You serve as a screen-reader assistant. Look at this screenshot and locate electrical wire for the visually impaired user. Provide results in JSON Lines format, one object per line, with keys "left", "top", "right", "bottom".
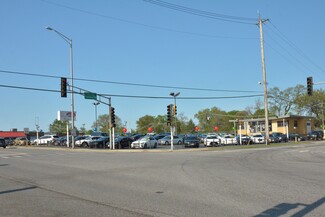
{"left": 0, "top": 69, "right": 262, "bottom": 93}
{"left": 144, "top": 0, "right": 257, "bottom": 25}
{"left": 0, "top": 83, "right": 263, "bottom": 100}
{"left": 268, "top": 21, "right": 325, "bottom": 74}
{"left": 41, "top": 0, "right": 256, "bottom": 40}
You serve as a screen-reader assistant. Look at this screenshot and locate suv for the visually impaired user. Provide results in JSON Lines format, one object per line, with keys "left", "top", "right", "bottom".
{"left": 33, "top": 135, "right": 59, "bottom": 145}
{"left": 0, "top": 138, "right": 7, "bottom": 148}
{"left": 307, "top": 131, "right": 324, "bottom": 140}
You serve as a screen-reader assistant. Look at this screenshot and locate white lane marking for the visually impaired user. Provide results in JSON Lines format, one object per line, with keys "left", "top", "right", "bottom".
{"left": 299, "top": 150, "right": 309, "bottom": 153}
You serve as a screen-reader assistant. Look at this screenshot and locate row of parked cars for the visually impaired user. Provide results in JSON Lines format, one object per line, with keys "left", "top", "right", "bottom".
{"left": 201, "top": 130, "right": 324, "bottom": 147}
{"left": 2, "top": 130, "right": 323, "bottom": 150}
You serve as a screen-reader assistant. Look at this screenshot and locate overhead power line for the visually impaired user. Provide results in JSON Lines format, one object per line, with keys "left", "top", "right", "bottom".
{"left": 0, "top": 70, "right": 262, "bottom": 93}
{"left": 0, "top": 84, "right": 263, "bottom": 100}
{"left": 144, "top": 0, "right": 257, "bottom": 25}
{"left": 41, "top": 0, "right": 256, "bottom": 40}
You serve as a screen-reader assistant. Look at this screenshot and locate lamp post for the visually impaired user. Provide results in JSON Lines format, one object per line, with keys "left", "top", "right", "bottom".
{"left": 93, "top": 102, "right": 100, "bottom": 132}
{"left": 170, "top": 92, "right": 180, "bottom": 135}
{"left": 46, "top": 26, "right": 75, "bottom": 148}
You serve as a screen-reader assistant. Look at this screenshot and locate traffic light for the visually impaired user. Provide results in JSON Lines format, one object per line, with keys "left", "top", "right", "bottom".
{"left": 61, "top": 77, "right": 67, "bottom": 98}
{"left": 167, "top": 104, "right": 172, "bottom": 125}
{"left": 307, "top": 76, "right": 313, "bottom": 96}
{"left": 173, "top": 105, "right": 177, "bottom": 116}
{"left": 110, "top": 107, "right": 116, "bottom": 128}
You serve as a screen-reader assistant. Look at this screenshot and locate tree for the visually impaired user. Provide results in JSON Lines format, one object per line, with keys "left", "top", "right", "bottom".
{"left": 195, "top": 107, "right": 230, "bottom": 132}
{"left": 93, "top": 114, "right": 123, "bottom": 134}
{"left": 136, "top": 115, "right": 156, "bottom": 134}
{"left": 49, "top": 119, "right": 69, "bottom": 136}
{"left": 268, "top": 85, "right": 306, "bottom": 116}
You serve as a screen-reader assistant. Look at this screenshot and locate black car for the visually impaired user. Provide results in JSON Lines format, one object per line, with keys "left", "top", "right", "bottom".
{"left": 307, "top": 131, "right": 324, "bottom": 140}
{"left": 114, "top": 136, "right": 133, "bottom": 149}
{"left": 89, "top": 136, "right": 110, "bottom": 148}
{"left": 184, "top": 136, "right": 200, "bottom": 148}
{"left": 271, "top": 132, "right": 288, "bottom": 143}
{"left": 0, "top": 138, "right": 7, "bottom": 148}
{"left": 288, "top": 133, "right": 307, "bottom": 141}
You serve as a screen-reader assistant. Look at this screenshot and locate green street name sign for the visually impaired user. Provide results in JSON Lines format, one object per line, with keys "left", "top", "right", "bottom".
{"left": 84, "top": 92, "right": 97, "bottom": 100}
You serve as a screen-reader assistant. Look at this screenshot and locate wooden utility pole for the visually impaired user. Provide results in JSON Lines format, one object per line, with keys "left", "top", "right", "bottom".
{"left": 258, "top": 15, "right": 270, "bottom": 144}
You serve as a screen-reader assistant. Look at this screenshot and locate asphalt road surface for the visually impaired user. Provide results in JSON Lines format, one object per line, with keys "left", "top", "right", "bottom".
{"left": 1, "top": 142, "right": 325, "bottom": 217}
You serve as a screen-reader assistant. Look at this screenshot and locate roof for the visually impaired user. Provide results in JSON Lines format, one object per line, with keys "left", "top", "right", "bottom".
{"left": 0, "top": 131, "right": 26, "bottom": 138}
{"left": 229, "top": 114, "right": 315, "bottom": 123}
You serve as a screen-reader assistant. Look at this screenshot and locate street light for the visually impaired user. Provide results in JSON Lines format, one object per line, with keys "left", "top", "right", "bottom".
{"left": 46, "top": 26, "right": 75, "bottom": 148}
{"left": 170, "top": 92, "right": 180, "bottom": 135}
{"left": 93, "top": 102, "right": 100, "bottom": 132}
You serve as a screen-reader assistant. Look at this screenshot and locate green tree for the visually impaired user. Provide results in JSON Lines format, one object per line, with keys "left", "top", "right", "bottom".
{"left": 136, "top": 115, "right": 156, "bottom": 134}
{"left": 93, "top": 114, "right": 123, "bottom": 134}
{"left": 268, "top": 85, "right": 306, "bottom": 116}
{"left": 49, "top": 119, "right": 69, "bottom": 136}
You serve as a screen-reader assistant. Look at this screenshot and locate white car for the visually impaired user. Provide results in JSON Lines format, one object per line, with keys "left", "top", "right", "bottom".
{"left": 219, "top": 135, "right": 237, "bottom": 145}
{"left": 131, "top": 137, "right": 158, "bottom": 149}
{"left": 203, "top": 135, "right": 220, "bottom": 147}
{"left": 251, "top": 134, "right": 265, "bottom": 144}
{"left": 33, "top": 135, "right": 59, "bottom": 145}
{"left": 75, "top": 136, "right": 102, "bottom": 147}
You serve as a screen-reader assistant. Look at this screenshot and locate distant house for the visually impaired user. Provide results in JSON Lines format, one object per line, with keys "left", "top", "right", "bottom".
{"left": 229, "top": 114, "right": 315, "bottom": 136}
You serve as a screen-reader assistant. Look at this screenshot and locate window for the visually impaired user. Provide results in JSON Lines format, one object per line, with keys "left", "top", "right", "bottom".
{"left": 294, "top": 120, "right": 298, "bottom": 128}
{"left": 277, "top": 121, "right": 284, "bottom": 127}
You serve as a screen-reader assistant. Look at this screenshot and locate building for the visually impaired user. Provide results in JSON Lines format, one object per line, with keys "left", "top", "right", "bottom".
{"left": 0, "top": 131, "right": 27, "bottom": 139}
{"left": 230, "top": 114, "right": 315, "bottom": 136}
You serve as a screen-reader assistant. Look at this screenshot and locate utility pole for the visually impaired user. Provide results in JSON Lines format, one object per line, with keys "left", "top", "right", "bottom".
{"left": 258, "top": 15, "right": 270, "bottom": 145}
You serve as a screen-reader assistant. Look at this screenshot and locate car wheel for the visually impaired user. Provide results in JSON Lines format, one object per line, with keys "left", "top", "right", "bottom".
{"left": 144, "top": 143, "right": 147, "bottom": 149}
{"left": 165, "top": 141, "right": 169, "bottom": 145}
{"left": 154, "top": 143, "right": 157, "bottom": 148}
{"left": 82, "top": 142, "right": 88, "bottom": 148}
{"left": 177, "top": 140, "right": 182, "bottom": 145}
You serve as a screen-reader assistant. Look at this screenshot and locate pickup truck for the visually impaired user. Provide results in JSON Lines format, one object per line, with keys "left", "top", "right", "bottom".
{"left": 204, "top": 135, "right": 220, "bottom": 147}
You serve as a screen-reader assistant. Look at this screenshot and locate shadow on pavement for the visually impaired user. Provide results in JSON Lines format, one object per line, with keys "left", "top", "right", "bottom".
{"left": 0, "top": 186, "right": 37, "bottom": 195}
{"left": 253, "top": 196, "right": 325, "bottom": 217}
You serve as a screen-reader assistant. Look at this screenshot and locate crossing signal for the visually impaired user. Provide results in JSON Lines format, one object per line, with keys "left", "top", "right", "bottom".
{"left": 307, "top": 77, "right": 313, "bottom": 96}
{"left": 61, "top": 77, "right": 67, "bottom": 98}
{"left": 167, "top": 104, "right": 172, "bottom": 125}
{"left": 110, "top": 107, "right": 116, "bottom": 128}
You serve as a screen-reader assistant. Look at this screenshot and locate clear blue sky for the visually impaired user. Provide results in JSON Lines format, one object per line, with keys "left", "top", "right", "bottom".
{"left": 1, "top": 0, "right": 324, "bottom": 132}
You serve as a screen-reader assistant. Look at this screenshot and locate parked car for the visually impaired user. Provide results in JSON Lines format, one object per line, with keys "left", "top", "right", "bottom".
{"left": 13, "top": 137, "right": 30, "bottom": 146}
{"left": 251, "top": 134, "right": 265, "bottom": 144}
{"left": 89, "top": 136, "right": 110, "bottom": 148}
{"left": 268, "top": 134, "right": 280, "bottom": 143}
{"left": 158, "top": 135, "right": 183, "bottom": 145}
{"left": 33, "top": 135, "right": 59, "bottom": 145}
{"left": 152, "top": 134, "right": 166, "bottom": 141}
{"left": 75, "top": 136, "right": 101, "bottom": 147}
{"left": 131, "top": 134, "right": 145, "bottom": 142}
{"left": 288, "top": 133, "right": 307, "bottom": 141}
{"left": 203, "top": 135, "right": 220, "bottom": 147}
{"left": 114, "top": 136, "right": 133, "bottom": 149}
{"left": 184, "top": 136, "right": 200, "bottom": 148}
{"left": 0, "top": 138, "right": 7, "bottom": 148}
{"left": 307, "top": 131, "right": 324, "bottom": 140}
{"left": 220, "top": 134, "right": 237, "bottom": 145}
{"left": 270, "top": 132, "right": 288, "bottom": 143}
{"left": 236, "top": 135, "right": 252, "bottom": 145}
{"left": 131, "top": 137, "right": 158, "bottom": 149}
{"left": 4, "top": 138, "right": 13, "bottom": 146}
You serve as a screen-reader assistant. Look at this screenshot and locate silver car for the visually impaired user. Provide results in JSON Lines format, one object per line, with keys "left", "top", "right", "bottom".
{"left": 158, "top": 135, "right": 183, "bottom": 145}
